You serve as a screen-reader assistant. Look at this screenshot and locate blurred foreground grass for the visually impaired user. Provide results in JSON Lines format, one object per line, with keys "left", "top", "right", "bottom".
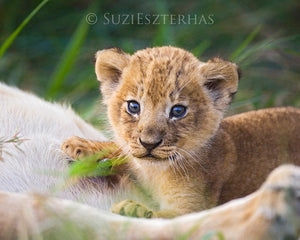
{"left": 0, "top": 0, "right": 299, "bottom": 129}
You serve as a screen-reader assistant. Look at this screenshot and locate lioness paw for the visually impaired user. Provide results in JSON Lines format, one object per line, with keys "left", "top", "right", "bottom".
{"left": 111, "top": 199, "right": 154, "bottom": 218}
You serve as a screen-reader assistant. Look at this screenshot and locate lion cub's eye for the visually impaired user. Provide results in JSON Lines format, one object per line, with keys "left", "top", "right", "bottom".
{"left": 127, "top": 101, "right": 140, "bottom": 115}
{"left": 170, "top": 105, "right": 187, "bottom": 119}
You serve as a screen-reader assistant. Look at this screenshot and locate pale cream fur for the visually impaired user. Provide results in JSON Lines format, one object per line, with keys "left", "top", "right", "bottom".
{"left": 0, "top": 165, "right": 299, "bottom": 239}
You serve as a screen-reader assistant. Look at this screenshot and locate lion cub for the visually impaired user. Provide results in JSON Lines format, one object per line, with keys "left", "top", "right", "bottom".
{"left": 62, "top": 46, "right": 300, "bottom": 218}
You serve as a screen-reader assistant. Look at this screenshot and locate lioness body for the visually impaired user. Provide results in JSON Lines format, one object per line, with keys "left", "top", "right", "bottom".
{"left": 0, "top": 83, "right": 299, "bottom": 239}
{"left": 1, "top": 165, "right": 300, "bottom": 240}
{"left": 62, "top": 46, "right": 300, "bottom": 217}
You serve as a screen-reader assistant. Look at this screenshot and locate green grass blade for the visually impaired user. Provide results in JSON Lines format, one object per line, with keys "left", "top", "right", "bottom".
{"left": 281, "top": 47, "right": 300, "bottom": 57}
{"left": 69, "top": 150, "right": 127, "bottom": 178}
{"left": 201, "top": 231, "right": 225, "bottom": 240}
{"left": 0, "top": 0, "right": 49, "bottom": 59}
{"left": 235, "top": 39, "right": 273, "bottom": 66}
{"left": 237, "top": 35, "right": 300, "bottom": 66}
{"left": 192, "top": 40, "right": 211, "bottom": 57}
{"left": 230, "top": 25, "right": 262, "bottom": 61}
{"left": 46, "top": 14, "right": 90, "bottom": 99}
{"left": 153, "top": 0, "right": 175, "bottom": 46}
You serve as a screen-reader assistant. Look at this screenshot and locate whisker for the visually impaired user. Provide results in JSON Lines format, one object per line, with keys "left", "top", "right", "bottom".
{"left": 173, "top": 151, "right": 190, "bottom": 179}
{"left": 176, "top": 147, "right": 209, "bottom": 173}
{"left": 168, "top": 154, "right": 177, "bottom": 175}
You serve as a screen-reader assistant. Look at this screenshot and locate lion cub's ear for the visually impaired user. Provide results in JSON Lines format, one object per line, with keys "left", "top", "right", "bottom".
{"left": 200, "top": 58, "right": 240, "bottom": 112}
{"left": 95, "top": 48, "right": 130, "bottom": 100}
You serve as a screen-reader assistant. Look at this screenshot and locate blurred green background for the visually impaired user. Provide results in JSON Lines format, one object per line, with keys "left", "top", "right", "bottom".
{"left": 0, "top": 0, "right": 299, "bottom": 128}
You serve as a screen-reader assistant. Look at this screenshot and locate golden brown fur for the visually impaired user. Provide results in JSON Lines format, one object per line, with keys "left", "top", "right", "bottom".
{"left": 62, "top": 46, "right": 300, "bottom": 218}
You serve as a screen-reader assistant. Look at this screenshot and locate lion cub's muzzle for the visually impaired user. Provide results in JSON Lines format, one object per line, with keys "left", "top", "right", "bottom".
{"left": 139, "top": 138, "right": 162, "bottom": 151}
{"left": 138, "top": 137, "right": 163, "bottom": 158}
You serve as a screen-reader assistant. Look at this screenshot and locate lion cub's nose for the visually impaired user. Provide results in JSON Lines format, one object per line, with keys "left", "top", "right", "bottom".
{"left": 139, "top": 138, "right": 162, "bottom": 151}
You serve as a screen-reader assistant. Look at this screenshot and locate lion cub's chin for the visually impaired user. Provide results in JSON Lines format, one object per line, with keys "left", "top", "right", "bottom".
{"left": 132, "top": 154, "right": 171, "bottom": 161}
{"left": 133, "top": 156, "right": 172, "bottom": 169}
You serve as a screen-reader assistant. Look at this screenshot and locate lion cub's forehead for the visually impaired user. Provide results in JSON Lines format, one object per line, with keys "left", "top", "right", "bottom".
{"left": 122, "top": 47, "right": 203, "bottom": 104}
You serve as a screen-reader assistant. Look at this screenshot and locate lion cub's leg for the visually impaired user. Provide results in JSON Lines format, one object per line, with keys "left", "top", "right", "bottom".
{"left": 61, "top": 136, "right": 121, "bottom": 160}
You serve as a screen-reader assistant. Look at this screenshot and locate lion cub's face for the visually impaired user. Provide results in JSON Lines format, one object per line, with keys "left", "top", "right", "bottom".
{"left": 95, "top": 47, "right": 239, "bottom": 162}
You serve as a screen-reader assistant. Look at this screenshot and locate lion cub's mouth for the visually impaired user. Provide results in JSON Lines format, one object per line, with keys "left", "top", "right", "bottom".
{"left": 136, "top": 153, "right": 175, "bottom": 161}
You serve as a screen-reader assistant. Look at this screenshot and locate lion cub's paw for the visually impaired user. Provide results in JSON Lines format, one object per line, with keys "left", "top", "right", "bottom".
{"left": 111, "top": 199, "right": 155, "bottom": 218}
{"left": 61, "top": 136, "right": 95, "bottom": 160}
